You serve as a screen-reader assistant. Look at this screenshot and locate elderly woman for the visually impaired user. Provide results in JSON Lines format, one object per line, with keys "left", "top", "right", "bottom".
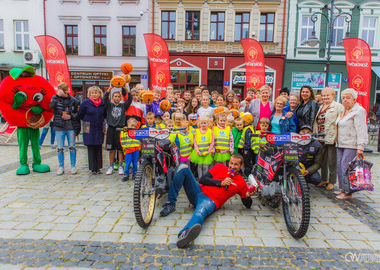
{"left": 76, "top": 86, "right": 107, "bottom": 175}
{"left": 295, "top": 85, "right": 319, "bottom": 129}
{"left": 270, "top": 96, "right": 296, "bottom": 134}
{"left": 283, "top": 93, "right": 300, "bottom": 131}
{"left": 335, "top": 88, "right": 368, "bottom": 199}
{"left": 313, "top": 88, "right": 343, "bottom": 191}
{"left": 248, "top": 85, "right": 274, "bottom": 129}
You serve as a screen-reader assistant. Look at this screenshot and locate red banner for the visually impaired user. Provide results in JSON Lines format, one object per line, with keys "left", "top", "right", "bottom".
{"left": 144, "top": 33, "right": 171, "bottom": 97}
{"left": 241, "top": 38, "right": 266, "bottom": 91}
{"left": 343, "top": 38, "right": 372, "bottom": 113}
{"left": 35, "top": 35, "right": 72, "bottom": 94}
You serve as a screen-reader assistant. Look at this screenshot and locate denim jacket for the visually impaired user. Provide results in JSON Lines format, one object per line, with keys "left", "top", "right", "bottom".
{"left": 270, "top": 111, "right": 296, "bottom": 134}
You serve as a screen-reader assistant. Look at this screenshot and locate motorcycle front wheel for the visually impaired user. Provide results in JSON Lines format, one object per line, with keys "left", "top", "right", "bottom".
{"left": 282, "top": 166, "right": 310, "bottom": 239}
{"left": 133, "top": 160, "right": 157, "bottom": 228}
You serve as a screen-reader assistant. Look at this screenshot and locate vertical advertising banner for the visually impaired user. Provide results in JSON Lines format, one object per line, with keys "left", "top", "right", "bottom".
{"left": 343, "top": 38, "right": 372, "bottom": 113}
{"left": 241, "top": 38, "right": 266, "bottom": 92}
{"left": 144, "top": 34, "right": 171, "bottom": 98}
{"left": 35, "top": 35, "right": 72, "bottom": 94}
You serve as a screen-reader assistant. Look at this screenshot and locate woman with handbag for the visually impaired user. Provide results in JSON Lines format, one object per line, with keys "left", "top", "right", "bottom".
{"left": 335, "top": 88, "right": 368, "bottom": 199}
{"left": 76, "top": 86, "right": 107, "bottom": 175}
{"left": 313, "top": 88, "right": 343, "bottom": 191}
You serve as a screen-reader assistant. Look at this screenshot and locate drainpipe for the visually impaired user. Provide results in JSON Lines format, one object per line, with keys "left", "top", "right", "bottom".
{"left": 152, "top": 0, "right": 155, "bottom": 34}
{"left": 43, "top": 0, "right": 47, "bottom": 35}
{"left": 281, "top": 0, "right": 287, "bottom": 55}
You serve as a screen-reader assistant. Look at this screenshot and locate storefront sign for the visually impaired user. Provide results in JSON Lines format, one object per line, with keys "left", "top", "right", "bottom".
{"left": 232, "top": 73, "right": 274, "bottom": 87}
{"left": 70, "top": 71, "right": 113, "bottom": 81}
{"left": 291, "top": 72, "right": 341, "bottom": 90}
{"left": 141, "top": 75, "right": 148, "bottom": 79}
{"left": 224, "top": 81, "right": 230, "bottom": 86}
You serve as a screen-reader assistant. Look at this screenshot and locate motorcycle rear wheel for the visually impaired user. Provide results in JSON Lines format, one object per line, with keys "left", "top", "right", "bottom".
{"left": 282, "top": 166, "right": 310, "bottom": 239}
{"left": 133, "top": 160, "right": 157, "bottom": 228}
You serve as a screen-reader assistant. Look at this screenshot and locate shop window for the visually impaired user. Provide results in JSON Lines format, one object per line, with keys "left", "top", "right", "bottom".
{"left": 210, "top": 12, "right": 225, "bottom": 41}
{"left": 361, "top": 17, "right": 377, "bottom": 48}
{"left": 162, "top": 11, "right": 176, "bottom": 40}
{"left": 185, "top": 11, "right": 200, "bottom": 40}
{"left": 14, "top": 20, "right": 29, "bottom": 51}
{"left": 259, "top": 13, "right": 274, "bottom": 42}
{"left": 93, "top": 25, "right": 107, "bottom": 56}
{"left": 122, "top": 26, "right": 136, "bottom": 56}
{"left": 171, "top": 70, "right": 199, "bottom": 92}
{"left": 235, "top": 13, "right": 250, "bottom": 41}
{"left": 65, "top": 25, "right": 78, "bottom": 55}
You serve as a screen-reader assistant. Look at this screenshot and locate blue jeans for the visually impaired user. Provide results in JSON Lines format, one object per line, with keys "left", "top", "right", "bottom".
{"left": 40, "top": 123, "right": 55, "bottom": 146}
{"left": 168, "top": 165, "right": 217, "bottom": 235}
{"left": 56, "top": 130, "right": 76, "bottom": 168}
{"left": 124, "top": 151, "right": 139, "bottom": 175}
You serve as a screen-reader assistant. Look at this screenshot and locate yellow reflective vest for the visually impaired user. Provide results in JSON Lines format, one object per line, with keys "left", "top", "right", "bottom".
{"left": 213, "top": 126, "right": 231, "bottom": 151}
{"left": 238, "top": 126, "right": 261, "bottom": 153}
{"left": 120, "top": 130, "right": 141, "bottom": 153}
{"left": 177, "top": 132, "right": 193, "bottom": 157}
{"left": 195, "top": 128, "right": 213, "bottom": 155}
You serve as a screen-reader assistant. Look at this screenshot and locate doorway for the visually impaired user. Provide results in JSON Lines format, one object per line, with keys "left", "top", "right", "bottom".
{"left": 207, "top": 70, "right": 224, "bottom": 94}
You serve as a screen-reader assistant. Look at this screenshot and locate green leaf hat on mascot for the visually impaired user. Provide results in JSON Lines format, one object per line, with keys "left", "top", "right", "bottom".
{"left": 0, "top": 66, "right": 55, "bottom": 175}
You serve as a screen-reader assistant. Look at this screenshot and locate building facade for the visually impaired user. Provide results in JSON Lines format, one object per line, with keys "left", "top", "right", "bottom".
{"left": 0, "top": 0, "right": 45, "bottom": 80}
{"left": 150, "top": 0, "right": 288, "bottom": 99}
{"left": 45, "top": 0, "right": 149, "bottom": 98}
{"left": 284, "top": 0, "right": 380, "bottom": 105}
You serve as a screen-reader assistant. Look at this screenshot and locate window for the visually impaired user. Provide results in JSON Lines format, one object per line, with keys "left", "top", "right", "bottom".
{"left": 210, "top": 12, "right": 225, "bottom": 41}
{"left": 185, "top": 11, "right": 200, "bottom": 40}
{"left": 331, "top": 17, "right": 345, "bottom": 47}
{"left": 161, "top": 11, "right": 176, "bottom": 40}
{"left": 122, "top": 26, "right": 136, "bottom": 56}
{"left": 259, "top": 13, "right": 274, "bottom": 42}
{"left": 361, "top": 17, "right": 377, "bottom": 48}
{"left": 235, "top": 13, "right": 250, "bottom": 41}
{"left": 171, "top": 70, "right": 200, "bottom": 92}
{"left": 14, "top": 20, "right": 29, "bottom": 50}
{"left": 93, "top": 25, "right": 106, "bottom": 56}
{"left": 65, "top": 25, "right": 78, "bottom": 55}
{"left": 0, "top": 20, "right": 4, "bottom": 50}
{"left": 300, "top": 15, "right": 314, "bottom": 46}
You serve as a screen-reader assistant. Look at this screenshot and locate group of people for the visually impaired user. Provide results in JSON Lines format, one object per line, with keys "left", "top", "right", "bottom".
{"left": 46, "top": 81, "right": 368, "bottom": 247}
{"left": 48, "top": 81, "right": 368, "bottom": 201}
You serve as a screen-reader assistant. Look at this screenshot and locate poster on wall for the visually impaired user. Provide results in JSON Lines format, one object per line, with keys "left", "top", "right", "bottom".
{"left": 291, "top": 72, "right": 342, "bottom": 91}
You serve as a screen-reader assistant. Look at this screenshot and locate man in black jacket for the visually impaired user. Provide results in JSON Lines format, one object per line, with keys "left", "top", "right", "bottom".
{"left": 298, "top": 125, "right": 323, "bottom": 185}
{"left": 49, "top": 82, "right": 80, "bottom": 175}
{"left": 160, "top": 154, "right": 256, "bottom": 248}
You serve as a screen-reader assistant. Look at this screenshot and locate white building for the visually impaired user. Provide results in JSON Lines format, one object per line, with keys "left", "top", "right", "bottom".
{"left": 45, "top": 0, "right": 149, "bottom": 97}
{"left": 0, "top": 0, "right": 45, "bottom": 80}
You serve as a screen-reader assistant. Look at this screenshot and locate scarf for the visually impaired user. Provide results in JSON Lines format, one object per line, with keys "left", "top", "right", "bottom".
{"left": 90, "top": 97, "right": 101, "bottom": 107}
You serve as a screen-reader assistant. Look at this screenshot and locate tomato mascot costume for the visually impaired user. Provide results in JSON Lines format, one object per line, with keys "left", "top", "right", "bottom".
{"left": 0, "top": 66, "right": 55, "bottom": 175}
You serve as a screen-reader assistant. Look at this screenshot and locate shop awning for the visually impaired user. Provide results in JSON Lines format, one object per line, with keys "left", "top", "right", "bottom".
{"left": 372, "top": 67, "right": 380, "bottom": 78}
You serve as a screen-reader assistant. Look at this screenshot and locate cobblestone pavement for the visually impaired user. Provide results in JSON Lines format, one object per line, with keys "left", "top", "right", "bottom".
{"left": 0, "top": 140, "right": 379, "bottom": 269}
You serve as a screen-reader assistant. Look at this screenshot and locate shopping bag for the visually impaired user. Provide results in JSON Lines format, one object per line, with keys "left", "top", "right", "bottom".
{"left": 348, "top": 155, "right": 374, "bottom": 191}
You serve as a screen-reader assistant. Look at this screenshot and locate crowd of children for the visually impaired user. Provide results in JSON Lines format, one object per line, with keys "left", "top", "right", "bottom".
{"left": 102, "top": 83, "right": 270, "bottom": 180}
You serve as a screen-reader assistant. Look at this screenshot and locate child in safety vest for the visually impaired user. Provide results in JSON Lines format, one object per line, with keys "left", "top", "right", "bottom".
{"left": 155, "top": 115, "right": 165, "bottom": 129}
{"left": 238, "top": 112, "right": 260, "bottom": 176}
{"left": 173, "top": 120, "right": 193, "bottom": 165}
{"left": 189, "top": 115, "right": 214, "bottom": 178}
{"left": 213, "top": 107, "right": 234, "bottom": 165}
{"left": 162, "top": 112, "right": 170, "bottom": 126}
{"left": 188, "top": 113, "right": 199, "bottom": 135}
{"left": 231, "top": 117, "right": 244, "bottom": 154}
{"left": 120, "top": 118, "right": 141, "bottom": 182}
{"left": 141, "top": 112, "right": 156, "bottom": 128}
{"left": 258, "top": 117, "right": 270, "bottom": 148}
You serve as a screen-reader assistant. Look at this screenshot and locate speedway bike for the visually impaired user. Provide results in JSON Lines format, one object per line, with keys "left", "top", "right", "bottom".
{"left": 249, "top": 132, "right": 322, "bottom": 239}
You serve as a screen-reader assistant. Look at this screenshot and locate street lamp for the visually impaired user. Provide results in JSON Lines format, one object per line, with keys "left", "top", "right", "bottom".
{"left": 303, "top": 0, "right": 352, "bottom": 87}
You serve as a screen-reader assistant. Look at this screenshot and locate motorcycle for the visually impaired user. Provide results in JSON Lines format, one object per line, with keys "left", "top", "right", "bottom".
{"left": 118, "top": 127, "right": 183, "bottom": 228}
{"left": 248, "top": 132, "right": 320, "bottom": 239}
